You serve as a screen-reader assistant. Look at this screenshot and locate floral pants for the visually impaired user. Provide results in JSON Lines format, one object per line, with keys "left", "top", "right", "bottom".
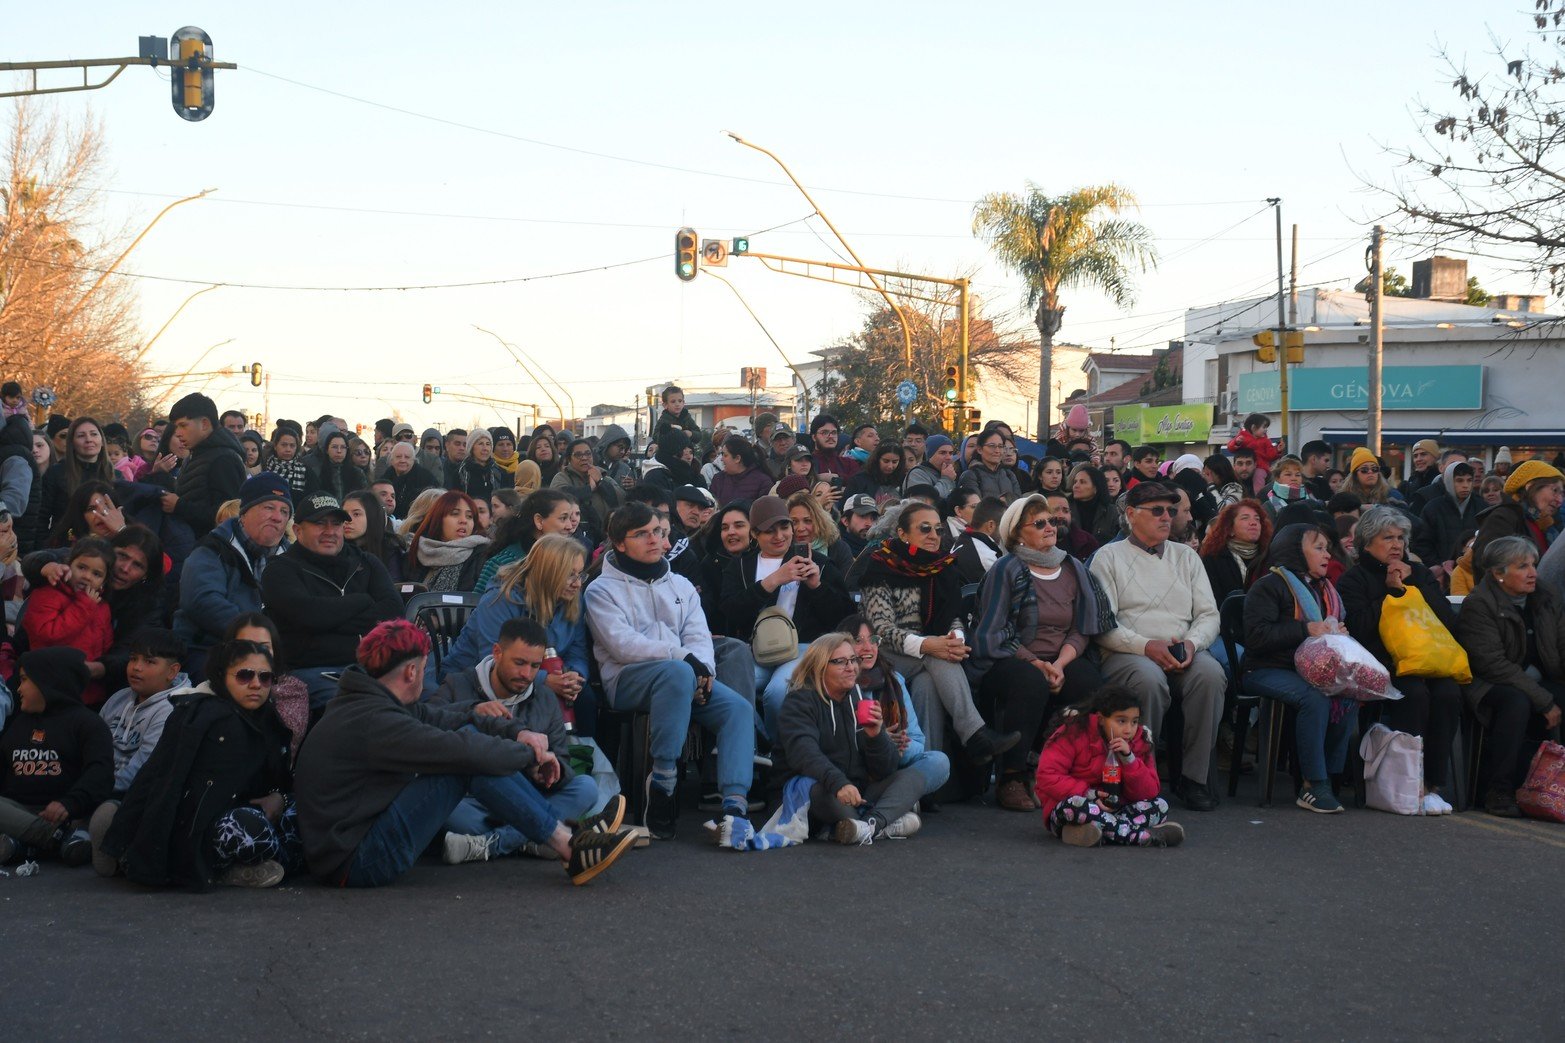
{"left": 206, "top": 796, "right": 304, "bottom": 874}
{"left": 1046, "top": 794, "right": 1169, "bottom": 846}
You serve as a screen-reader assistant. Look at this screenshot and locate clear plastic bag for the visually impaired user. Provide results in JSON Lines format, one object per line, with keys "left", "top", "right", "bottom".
{"left": 1293, "top": 633, "right": 1403, "bottom": 702}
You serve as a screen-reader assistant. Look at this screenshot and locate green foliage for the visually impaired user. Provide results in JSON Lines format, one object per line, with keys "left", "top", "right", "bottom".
{"left": 1465, "top": 275, "right": 1490, "bottom": 307}
{"left": 1382, "top": 266, "right": 1412, "bottom": 297}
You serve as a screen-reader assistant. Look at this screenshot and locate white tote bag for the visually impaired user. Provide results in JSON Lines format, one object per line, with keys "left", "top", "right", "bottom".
{"left": 1359, "top": 723, "right": 1424, "bottom": 816}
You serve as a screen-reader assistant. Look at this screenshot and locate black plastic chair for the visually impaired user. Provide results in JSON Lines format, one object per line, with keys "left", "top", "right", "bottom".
{"left": 404, "top": 590, "right": 482, "bottom": 681}
{"left": 1217, "top": 592, "right": 1259, "bottom": 798}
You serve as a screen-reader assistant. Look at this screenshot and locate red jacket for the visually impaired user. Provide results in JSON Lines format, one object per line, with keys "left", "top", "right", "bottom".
{"left": 1226, "top": 429, "right": 1282, "bottom": 471}
{"left": 1034, "top": 714, "right": 1161, "bottom": 821}
{"left": 23, "top": 584, "right": 114, "bottom": 707}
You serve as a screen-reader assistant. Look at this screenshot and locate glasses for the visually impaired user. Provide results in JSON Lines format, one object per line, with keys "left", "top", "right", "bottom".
{"left": 1026, "top": 518, "right": 1056, "bottom": 529}
{"left": 566, "top": 571, "right": 588, "bottom": 584}
{"left": 1134, "top": 505, "right": 1173, "bottom": 517}
{"left": 817, "top": 428, "right": 838, "bottom": 437}
{"left": 396, "top": 432, "right": 415, "bottom": 440}
{"left": 912, "top": 522, "right": 938, "bottom": 534}
{"left": 827, "top": 656, "right": 864, "bottom": 668}
{"left": 233, "top": 669, "right": 275, "bottom": 685}
{"left": 570, "top": 450, "right": 593, "bottom": 459}
{"left": 625, "top": 528, "right": 662, "bottom": 541}
{"left": 1357, "top": 465, "right": 1380, "bottom": 475}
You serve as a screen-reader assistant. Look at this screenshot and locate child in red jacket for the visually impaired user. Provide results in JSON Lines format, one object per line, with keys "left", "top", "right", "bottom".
{"left": 1226, "top": 413, "right": 1282, "bottom": 493}
{"left": 1034, "top": 686, "right": 1185, "bottom": 848}
{"left": 23, "top": 538, "right": 115, "bottom": 708}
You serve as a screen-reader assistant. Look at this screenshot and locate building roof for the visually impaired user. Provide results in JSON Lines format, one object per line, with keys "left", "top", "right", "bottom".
{"left": 1082, "top": 351, "right": 1160, "bottom": 374}
{"left": 1083, "top": 346, "right": 1184, "bottom": 408}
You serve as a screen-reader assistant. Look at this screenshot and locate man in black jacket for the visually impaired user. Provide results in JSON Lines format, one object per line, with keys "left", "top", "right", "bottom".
{"left": 165, "top": 392, "right": 247, "bottom": 535}
{"left": 1415, "top": 461, "right": 1481, "bottom": 583}
{"left": 294, "top": 620, "right": 636, "bottom": 887}
{"left": 261, "top": 493, "right": 403, "bottom": 711}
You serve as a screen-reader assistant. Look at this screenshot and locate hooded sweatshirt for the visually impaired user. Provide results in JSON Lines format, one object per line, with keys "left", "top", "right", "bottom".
{"left": 1415, "top": 459, "right": 1481, "bottom": 567}
{"left": 596, "top": 424, "right": 635, "bottom": 486}
{"left": 416, "top": 428, "right": 444, "bottom": 476}
{"left": 99, "top": 672, "right": 190, "bottom": 793}
{"left": 0, "top": 648, "right": 113, "bottom": 817}
{"left": 429, "top": 656, "right": 572, "bottom": 775}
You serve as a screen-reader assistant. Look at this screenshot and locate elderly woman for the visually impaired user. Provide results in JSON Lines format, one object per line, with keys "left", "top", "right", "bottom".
{"left": 1472, "top": 459, "right": 1563, "bottom": 569}
{"left": 970, "top": 494, "right": 1109, "bottom": 811}
{"left": 859, "top": 500, "right": 1019, "bottom": 767}
{"left": 774, "top": 632, "right": 928, "bottom": 845}
{"left": 1455, "top": 535, "right": 1565, "bottom": 817}
{"left": 1338, "top": 505, "right": 1463, "bottom": 814}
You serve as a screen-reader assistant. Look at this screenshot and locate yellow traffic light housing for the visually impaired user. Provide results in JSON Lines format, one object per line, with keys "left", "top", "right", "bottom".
{"left": 1251, "top": 329, "right": 1305, "bottom": 365}
{"left": 249, "top": 361, "right": 263, "bottom": 387}
{"left": 675, "top": 227, "right": 699, "bottom": 282}
{"left": 422, "top": 383, "right": 433, "bottom": 405}
{"left": 943, "top": 365, "right": 959, "bottom": 402}
{"left": 170, "top": 27, "right": 215, "bottom": 122}
{"left": 968, "top": 408, "right": 983, "bottom": 434}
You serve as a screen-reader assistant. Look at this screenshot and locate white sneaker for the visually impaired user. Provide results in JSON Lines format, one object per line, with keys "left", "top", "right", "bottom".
{"left": 442, "top": 832, "right": 496, "bottom": 865}
{"left": 1423, "top": 792, "right": 1453, "bottom": 815}
{"left": 832, "top": 819, "right": 874, "bottom": 846}
{"left": 877, "top": 811, "right": 922, "bottom": 840}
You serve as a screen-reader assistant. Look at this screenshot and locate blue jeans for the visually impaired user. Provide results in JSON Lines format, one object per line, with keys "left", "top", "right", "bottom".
{"left": 295, "top": 665, "right": 349, "bottom": 710}
{"left": 755, "top": 653, "right": 806, "bottom": 744}
{"left": 607, "top": 660, "right": 754, "bottom": 800}
{"left": 1242, "top": 667, "right": 1352, "bottom": 784}
{"left": 346, "top": 748, "right": 560, "bottom": 887}
{"left": 905, "top": 751, "right": 950, "bottom": 795}
{"left": 444, "top": 775, "right": 597, "bottom": 857}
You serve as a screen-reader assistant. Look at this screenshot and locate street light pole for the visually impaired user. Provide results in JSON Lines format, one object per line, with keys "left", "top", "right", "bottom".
{"left": 133, "top": 283, "right": 220, "bottom": 363}
{"left": 1368, "top": 225, "right": 1385, "bottom": 456}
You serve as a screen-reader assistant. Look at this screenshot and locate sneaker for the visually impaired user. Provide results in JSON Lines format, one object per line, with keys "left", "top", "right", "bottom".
{"left": 1146, "top": 822, "right": 1186, "bottom": 848}
{"left": 1296, "top": 784, "right": 1344, "bottom": 814}
{"left": 59, "top": 830, "right": 92, "bottom": 868}
{"left": 1060, "top": 822, "right": 1103, "bottom": 847}
{"left": 566, "top": 827, "right": 637, "bottom": 886}
{"left": 88, "top": 802, "right": 120, "bottom": 877}
{"left": 217, "top": 860, "right": 285, "bottom": 888}
{"left": 877, "top": 812, "right": 921, "bottom": 840}
{"left": 963, "top": 727, "right": 1022, "bottom": 766}
{"left": 644, "top": 775, "right": 678, "bottom": 840}
{"left": 442, "top": 832, "right": 496, "bottom": 865}
{"left": 1421, "top": 792, "right": 1453, "bottom": 816}
{"left": 832, "top": 819, "right": 874, "bottom": 845}
{"left": 1484, "top": 786, "right": 1523, "bottom": 818}
{"left": 1174, "top": 776, "right": 1219, "bottom": 812}
{"left": 576, "top": 794, "right": 627, "bottom": 837}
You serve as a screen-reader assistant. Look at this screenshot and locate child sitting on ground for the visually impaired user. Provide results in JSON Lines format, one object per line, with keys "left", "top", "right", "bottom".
{"left": 23, "top": 538, "right": 116, "bottom": 708}
{"left": 97, "top": 628, "right": 189, "bottom": 798}
{"left": 1034, "top": 685, "right": 1185, "bottom": 848}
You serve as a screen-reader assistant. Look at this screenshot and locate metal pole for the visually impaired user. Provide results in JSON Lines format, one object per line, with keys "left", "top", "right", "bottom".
{"left": 958, "top": 277, "right": 971, "bottom": 435}
{"left": 1269, "top": 199, "right": 1289, "bottom": 446}
{"left": 1368, "top": 225, "right": 1384, "bottom": 456}
{"left": 1288, "top": 224, "right": 1299, "bottom": 326}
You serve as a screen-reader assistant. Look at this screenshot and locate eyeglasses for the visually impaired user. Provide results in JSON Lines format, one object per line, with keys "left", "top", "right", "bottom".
{"left": 816, "top": 428, "right": 838, "bottom": 437}
{"left": 570, "top": 450, "right": 593, "bottom": 459}
{"left": 1026, "top": 518, "right": 1056, "bottom": 529}
{"left": 566, "top": 571, "right": 588, "bottom": 584}
{"left": 625, "top": 529, "right": 661, "bottom": 541}
{"left": 827, "top": 657, "right": 863, "bottom": 668}
{"left": 233, "top": 669, "right": 275, "bottom": 685}
{"left": 1134, "top": 504, "right": 1174, "bottom": 517}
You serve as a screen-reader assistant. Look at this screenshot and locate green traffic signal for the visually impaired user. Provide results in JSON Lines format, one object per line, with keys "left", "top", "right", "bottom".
{"left": 944, "top": 387, "right": 958, "bottom": 401}
{"left": 732, "top": 236, "right": 749, "bottom": 255}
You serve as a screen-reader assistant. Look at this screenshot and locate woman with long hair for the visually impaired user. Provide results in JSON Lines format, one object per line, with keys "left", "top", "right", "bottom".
{"left": 847, "top": 444, "right": 907, "bottom": 507}
{"left": 223, "top": 611, "right": 310, "bottom": 756}
{"left": 524, "top": 427, "right": 560, "bottom": 485}
{"left": 1200, "top": 499, "right": 1273, "bottom": 605}
{"left": 1203, "top": 454, "right": 1246, "bottom": 513}
{"left": 305, "top": 429, "right": 368, "bottom": 502}
{"left": 343, "top": 490, "right": 406, "bottom": 584}
{"left": 406, "top": 489, "right": 489, "bottom": 591}
{"left": 786, "top": 489, "right": 852, "bottom": 574}
{"left": 264, "top": 425, "right": 310, "bottom": 500}
{"left": 475, "top": 488, "right": 582, "bottom": 591}
{"left": 1066, "top": 464, "right": 1119, "bottom": 547}
{"left": 39, "top": 417, "right": 116, "bottom": 537}
{"left": 48, "top": 479, "right": 123, "bottom": 548}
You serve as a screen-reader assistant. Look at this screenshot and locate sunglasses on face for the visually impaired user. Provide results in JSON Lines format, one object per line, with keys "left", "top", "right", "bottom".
{"left": 911, "top": 522, "right": 938, "bottom": 534}
{"left": 1134, "top": 505, "right": 1173, "bottom": 517}
{"left": 1357, "top": 466, "right": 1380, "bottom": 475}
{"left": 233, "top": 669, "right": 274, "bottom": 685}
{"left": 1027, "top": 518, "right": 1057, "bottom": 530}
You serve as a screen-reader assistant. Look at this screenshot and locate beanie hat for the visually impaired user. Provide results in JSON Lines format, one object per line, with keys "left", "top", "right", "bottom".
{"left": 923, "top": 434, "right": 952, "bottom": 461}
{"left": 775, "top": 475, "right": 811, "bottom": 498}
{"left": 356, "top": 619, "right": 432, "bottom": 677}
{"left": 1170, "top": 453, "right": 1204, "bottom": 476}
{"left": 1412, "top": 438, "right": 1440, "bottom": 459}
{"left": 1503, "top": 459, "right": 1564, "bottom": 498}
{"left": 46, "top": 414, "right": 71, "bottom": 438}
{"left": 1348, "top": 447, "right": 1379, "bottom": 475}
{"left": 754, "top": 411, "right": 779, "bottom": 434}
{"left": 168, "top": 392, "right": 219, "bottom": 426}
{"left": 490, "top": 426, "right": 516, "bottom": 446}
{"left": 809, "top": 413, "right": 839, "bottom": 436}
{"left": 239, "top": 472, "right": 293, "bottom": 514}
{"left": 18, "top": 646, "right": 89, "bottom": 708}
{"left": 1065, "top": 404, "right": 1090, "bottom": 429}
{"left": 468, "top": 428, "right": 492, "bottom": 448}
{"left": 1495, "top": 446, "right": 1513, "bottom": 465}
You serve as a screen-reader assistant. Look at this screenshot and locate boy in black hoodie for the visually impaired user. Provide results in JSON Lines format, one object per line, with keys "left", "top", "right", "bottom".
{"left": 652, "top": 385, "right": 702, "bottom": 451}
{"left": 0, "top": 647, "right": 113, "bottom": 865}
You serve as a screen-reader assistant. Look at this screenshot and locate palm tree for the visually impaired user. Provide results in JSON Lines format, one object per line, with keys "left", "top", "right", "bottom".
{"left": 972, "top": 184, "right": 1156, "bottom": 438}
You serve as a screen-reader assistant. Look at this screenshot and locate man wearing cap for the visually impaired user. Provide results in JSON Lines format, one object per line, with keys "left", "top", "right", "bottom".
{"left": 1089, "top": 481, "right": 1224, "bottom": 812}
{"left": 673, "top": 484, "right": 717, "bottom": 533}
{"left": 262, "top": 492, "right": 402, "bottom": 710}
{"left": 839, "top": 494, "right": 880, "bottom": 556}
{"left": 164, "top": 392, "right": 248, "bottom": 536}
{"left": 808, "top": 413, "right": 860, "bottom": 480}
{"left": 173, "top": 474, "right": 294, "bottom": 680}
{"left": 763, "top": 425, "right": 796, "bottom": 480}
{"left": 1403, "top": 439, "right": 1443, "bottom": 498}
{"left": 903, "top": 435, "right": 958, "bottom": 499}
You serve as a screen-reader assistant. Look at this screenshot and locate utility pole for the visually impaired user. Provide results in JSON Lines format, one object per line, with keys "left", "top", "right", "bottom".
{"left": 1288, "top": 224, "right": 1299, "bottom": 326}
{"left": 1268, "top": 198, "right": 1290, "bottom": 447}
{"left": 1368, "top": 225, "right": 1385, "bottom": 455}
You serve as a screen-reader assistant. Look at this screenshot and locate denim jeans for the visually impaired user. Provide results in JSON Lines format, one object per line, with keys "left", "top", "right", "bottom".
{"left": 755, "top": 652, "right": 806, "bottom": 744}
{"left": 443, "top": 775, "right": 597, "bottom": 857}
{"left": 346, "top": 749, "right": 560, "bottom": 886}
{"left": 607, "top": 659, "right": 754, "bottom": 799}
{"left": 905, "top": 751, "right": 951, "bottom": 795}
{"left": 1242, "top": 667, "right": 1352, "bottom": 783}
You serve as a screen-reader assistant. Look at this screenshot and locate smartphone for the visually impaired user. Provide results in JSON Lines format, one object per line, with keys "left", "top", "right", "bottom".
{"left": 789, "top": 542, "right": 810, "bottom": 562}
{"left": 1169, "top": 641, "right": 1188, "bottom": 664}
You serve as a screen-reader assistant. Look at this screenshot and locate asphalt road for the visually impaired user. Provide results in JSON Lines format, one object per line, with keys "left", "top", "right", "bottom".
{"left": 4, "top": 784, "right": 1562, "bottom": 1041}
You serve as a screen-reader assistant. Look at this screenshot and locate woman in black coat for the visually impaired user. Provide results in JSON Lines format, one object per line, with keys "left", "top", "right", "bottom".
{"left": 100, "top": 640, "right": 299, "bottom": 890}
{"left": 305, "top": 430, "right": 369, "bottom": 503}
{"left": 1337, "top": 505, "right": 1463, "bottom": 814}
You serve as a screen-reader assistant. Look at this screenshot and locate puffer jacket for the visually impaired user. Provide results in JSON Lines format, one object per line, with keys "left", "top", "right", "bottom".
{"left": 1033, "top": 714, "right": 1160, "bottom": 822}
{"left": 174, "top": 427, "right": 247, "bottom": 535}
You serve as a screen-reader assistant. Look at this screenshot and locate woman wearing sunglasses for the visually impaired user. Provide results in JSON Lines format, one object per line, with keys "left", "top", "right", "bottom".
{"left": 1345, "top": 447, "right": 1408, "bottom": 510}
{"left": 100, "top": 639, "right": 300, "bottom": 889}
{"left": 859, "top": 501, "right": 1020, "bottom": 768}
{"left": 969, "top": 494, "right": 1112, "bottom": 811}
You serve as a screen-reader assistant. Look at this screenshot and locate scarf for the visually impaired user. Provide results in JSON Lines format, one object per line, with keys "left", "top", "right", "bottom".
{"left": 1011, "top": 544, "right": 1068, "bottom": 571}
{"left": 1267, "top": 482, "right": 1304, "bottom": 510}
{"left": 492, "top": 450, "right": 519, "bottom": 475}
{"left": 607, "top": 548, "right": 670, "bottom": 582}
{"left": 415, "top": 533, "right": 489, "bottom": 567}
{"left": 1271, "top": 565, "right": 1353, "bottom": 722}
{"left": 862, "top": 538, "right": 963, "bottom": 635}
{"left": 1228, "top": 538, "right": 1261, "bottom": 561}
{"left": 868, "top": 538, "right": 955, "bottom": 579}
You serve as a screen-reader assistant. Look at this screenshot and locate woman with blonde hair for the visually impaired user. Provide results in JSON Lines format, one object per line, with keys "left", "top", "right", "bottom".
{"left": 785, "top": 489, "right": 852, "bottom": 574}
{"left": 440, "top": 533, "right": 594, "bottom": 731}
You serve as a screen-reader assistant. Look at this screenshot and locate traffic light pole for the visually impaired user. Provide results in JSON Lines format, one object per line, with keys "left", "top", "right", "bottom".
{"left": 1269, "top": 198, "right": 1290, "bottom": 447}
{"left": 0, "top": 53, "right": 235, "bottom": 99}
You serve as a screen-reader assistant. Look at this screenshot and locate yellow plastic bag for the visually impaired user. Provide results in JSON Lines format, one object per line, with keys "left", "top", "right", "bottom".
{"left": 1378, "top": 583, "right": 1471, "bottom": 683}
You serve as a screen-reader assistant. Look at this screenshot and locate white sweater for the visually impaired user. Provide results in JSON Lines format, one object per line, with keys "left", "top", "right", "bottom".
{"left": 1089, "top": 540, "right": 1220, "bottom": 656}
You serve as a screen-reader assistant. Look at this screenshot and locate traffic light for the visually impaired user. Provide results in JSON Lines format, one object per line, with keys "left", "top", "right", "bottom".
{"left": 249, "top": 361, "right": 262, "bottom": 387}
{"left": 1251, "top": 329, "right": 1305, "bottom": 365}
{"left": 943, "top": 365, "right": 959, "bottom": 401}
{"left": 422, "top": 383, "right": 433, "bottom": 405}
{"left": 170, "top": 26, "right": 215, "bottom": 122}
{"left": 940, "top": 405, "right": 954, "bottom": 432}
{"left": 732, "top": 236, "right": 750, "bottom": 256}
{"left": 675, "top": 227, "right": 699, "bottom": 281}
{"left": 968, "top": 408, "right": 983, "bottom": 434}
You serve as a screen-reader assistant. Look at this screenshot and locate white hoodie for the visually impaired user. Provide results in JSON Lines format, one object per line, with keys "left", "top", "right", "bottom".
{"left": 99, "top": 673, "right": 192, "bottom": 793}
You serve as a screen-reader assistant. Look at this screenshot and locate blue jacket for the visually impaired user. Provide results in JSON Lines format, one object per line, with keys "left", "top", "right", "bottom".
{"left": 440, "top": 586, "right": 590, "bottom": 682}
{"left": 172, "top": 518, "right": 288, "bottom": 669}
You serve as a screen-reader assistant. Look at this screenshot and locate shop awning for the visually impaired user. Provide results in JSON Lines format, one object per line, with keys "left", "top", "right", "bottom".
{"left": 1319, "top": 428, "right": 1565, "bottom": 447}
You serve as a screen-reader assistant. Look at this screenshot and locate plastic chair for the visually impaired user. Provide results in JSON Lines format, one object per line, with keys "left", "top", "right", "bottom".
{"left": 404, "top": 590, "right": 482, "bottom": 681}
{"left": 1217, "top": 592, "right": 1262, "bottom": 798}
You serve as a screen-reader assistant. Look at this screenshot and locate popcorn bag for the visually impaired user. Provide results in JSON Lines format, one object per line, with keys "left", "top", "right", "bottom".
{"left": 1293, "top": 633, "right": 1403, "bottom": 702}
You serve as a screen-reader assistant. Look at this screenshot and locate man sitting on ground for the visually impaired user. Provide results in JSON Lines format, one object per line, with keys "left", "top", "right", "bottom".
{"left": 294, "top": 620, "right": 635, "bottom": 887}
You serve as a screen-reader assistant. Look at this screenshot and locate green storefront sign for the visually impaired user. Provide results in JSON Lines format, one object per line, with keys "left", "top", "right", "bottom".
{"left": 1111, "top": 403, "right": 1212, "bottom": 444}
{"left": 1237, "top": 365, "right": 1484, "bottom": 413}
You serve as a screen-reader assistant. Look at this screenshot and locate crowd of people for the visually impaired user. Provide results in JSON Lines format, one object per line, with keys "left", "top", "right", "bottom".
{"left": 2, "top": 380, "right": 1562, "bottom": 891}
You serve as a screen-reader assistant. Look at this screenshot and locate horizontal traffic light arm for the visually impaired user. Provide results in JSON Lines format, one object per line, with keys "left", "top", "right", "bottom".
{"left": 738, "top": 250, "right": 964, "bottom": 307}
{"left": 0, "top": 55, "right": 237, "bottom": 99}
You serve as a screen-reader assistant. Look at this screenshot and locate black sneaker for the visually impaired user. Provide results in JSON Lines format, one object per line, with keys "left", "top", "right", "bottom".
{"left": 1296, "top": 784, "right": 1344, "bottom": 815}
{"left": 1484, "top": 786, "right": 1523, "bottom": 818}
{"left": 644, "top": 776, "right": 678, "bottom": 840}
{"left": 1146, "top": 822, "right": 1186, "bottom": 847}
{"left": 567, "top": 828, "right": 637, "bottom": 886}
{"left": 59, "top": 830, "right": 92, "bottom": 868}
{"left": 1174, "top": 777, "right": 1219, "bottom": 812}
{"left": 963, "top": 727, "right": 1022, "bottom": 765}
{"left": 576, "top": 794, "right": 627, "bottom": 837}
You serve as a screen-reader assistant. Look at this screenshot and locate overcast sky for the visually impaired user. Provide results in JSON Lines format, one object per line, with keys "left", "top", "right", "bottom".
{"left": 4, "top": 2, "right": 1535, "bottom": 432}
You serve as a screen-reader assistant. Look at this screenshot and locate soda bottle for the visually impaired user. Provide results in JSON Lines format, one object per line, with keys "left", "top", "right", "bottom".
{"left": 542, "top": 646, "right": 573, "bottom": 732}
{"left": 1099, "top": 747, "right": 1122, "bottom": 808}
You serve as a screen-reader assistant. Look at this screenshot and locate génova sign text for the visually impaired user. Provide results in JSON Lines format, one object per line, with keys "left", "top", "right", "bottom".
{"left": 1237, "top": 365, "right": 1483, "bottom": 413}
